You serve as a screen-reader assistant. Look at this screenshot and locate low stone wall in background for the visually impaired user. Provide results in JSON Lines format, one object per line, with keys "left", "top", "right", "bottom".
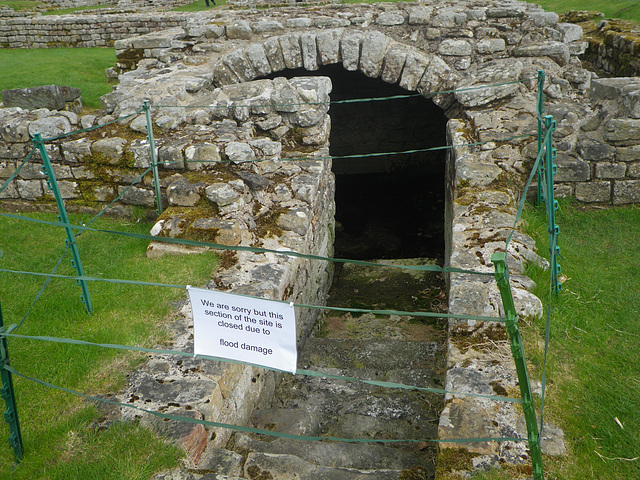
{"left": 0, "top": 11, "right": 186, "bottom": 48}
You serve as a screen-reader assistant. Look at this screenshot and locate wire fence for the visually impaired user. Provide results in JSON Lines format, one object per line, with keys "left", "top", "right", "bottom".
{"left": 0, "top": 72, "right": 558, "bottom": 479}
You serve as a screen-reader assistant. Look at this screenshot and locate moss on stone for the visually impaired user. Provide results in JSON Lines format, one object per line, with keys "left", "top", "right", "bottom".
{"left": 435, "top": 448, "right": 479, "bottom": 478}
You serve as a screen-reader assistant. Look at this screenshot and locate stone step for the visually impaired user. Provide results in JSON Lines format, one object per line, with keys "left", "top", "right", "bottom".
{"left": 299, "top": 338, "right": 445, "bottom": 376}
{"left": 226, "top": 337, "right": 443, "bottom": 479}
{"left": 233, "top": 434, "right": 433, "bottom": 472}
{"left": 244, "top": 451, "right": 433, "bottom": 480}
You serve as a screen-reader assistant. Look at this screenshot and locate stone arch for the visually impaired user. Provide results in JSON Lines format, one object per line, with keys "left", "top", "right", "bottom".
{"left": 208, "top": 29, "right": 454, "bottom": 260}
{"left": 210, "top": 29, "right": 460, "bottom": 116}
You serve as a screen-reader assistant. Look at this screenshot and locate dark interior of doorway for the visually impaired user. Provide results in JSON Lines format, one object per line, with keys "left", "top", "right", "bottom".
{"left": 266, "top": 65, "right": 447, "bottom": 261}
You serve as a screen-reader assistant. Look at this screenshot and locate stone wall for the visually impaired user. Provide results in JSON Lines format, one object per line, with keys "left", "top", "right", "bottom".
{"left": 1, "top": 75, "right": 336, "bottom": 456}
{"left": 3, "top": 0, "right": 640, "bottom": 474}
{"left": 0, "top": 11, "right": 187, "bottom": 48}
{"left": 582, "top": 17, "right": 640, "bottom": 77}
{"left": 0, "top": 76, "right": 331, "bottom": 213}
{"left": 532, "top": 77, "right": 640, "bottom": 204}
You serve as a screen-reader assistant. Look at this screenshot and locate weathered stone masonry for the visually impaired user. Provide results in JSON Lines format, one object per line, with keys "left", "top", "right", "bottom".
{"left": 0, "top": 11, "right": 186, "bottom": 48}
{"left": 2, "top": 0, "right": 640, "bottom": 475}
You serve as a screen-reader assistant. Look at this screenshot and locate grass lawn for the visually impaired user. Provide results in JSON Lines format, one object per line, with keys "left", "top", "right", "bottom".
{"left": 41, "top": 4, "right": 113, "bottom": 15}
{"left": 171, "top": 0, "right": 226, "bottom": 11}
{"left": 532, "top": 0, "right": 640, "bottom": 22}
{"left": 0, "top": 0, "right": 40, "bottom": 10}
{"left": 0, "top": 211, "right": 218, "bottom": 478}
{"left": 0, "top": 48, "right": 116, "bottom": 110}
{"left": 521, "top": 202, "right": 640, "bottom": 479}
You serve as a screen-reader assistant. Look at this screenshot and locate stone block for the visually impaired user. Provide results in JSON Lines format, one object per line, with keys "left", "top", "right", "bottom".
{"left": 603, "top": 119, "right": 640, "bottom": 144}
{"left": 553, "top": 183, "right": 573, "bottom": 198}
{"left": 17, "top": 163, "right": 45, "bottom": 180}
{"left": 475, "top": 38, "right": 505, "bottom": 54}
{"left": 438, "top": 39, "right": 472, "bottom": 56}
{"left": 249, "top": 138, "right": 281, "bottom": 158}
{"left": 613, "top": 180, "right": 640, "bottom": 204}
{"left": 301, "top": 32, "right": 318, "bottom": 71}
{"left": 381, "top": 43, "right": 408, "bottom": 84}
{"left": 340, "top": 30, "right": 364, "bottom": 71}
{"left": 158, "top": 142, "right": 186, "bottom": 169}
{"left": 245, "top": 44, "right": 272, "bottom": 78}
{"left": 359, "top": 31, "right": 390, "bottom": 78}
{"left": 61, "top": 138, "right": 92, "bottom": 163}
{"left": 0, "top": 181, "right": 18, "bottom": 199}
{"left": 316, "top": 16, "right": 350, "bottom": 28}
{"left": 1, "top": 116, "right": 30, "bottom": 143}
{"left": 279, "top": 33, "right": 303, "bottom": 70}
{"left": 118, "top": 185, "right": 156, "bottom": 206}
{"left": 71, "top": 166, "right": 95, "bottom": 181}
{"left": 316, "top": 29, "right": 342, "bottom": 66}
{"left": 575, "top": 181, "right": 611, "bottom": 203}
{"left": 226, "top": 19, "right": 252, "bottom": 40}
{"left": 626, "top": 162, "right": 640, "bottom": 178}
{"left": 376, "top": 11, "right": 405, "bottom": 26}
{"left": 408, "top": 6, "right": 432, "bottom": 24}
{"left": 0, "top": 161, "right": 16, "bottom": 180}
{"left": 595, "top": 162, "right": 626, "bottom": 179}
{"left": 43, "top": 179, "right": 78, "bottom": 199}
{"left": 28, "top": 115, "right": 72, "bottom": 139}
{"left": 623, "top": 89, "right": 640, "bottom": 119}
{"left": 530, "top": 11, "right": 558, "bottom": 27}
{"left": 225, "top": 142, "right": 255, "bottom": 163}
{"left": 224, "top": 49, "right": 256, "bottom": 83}
{"left": 589, "top": 77, "right": 640, "bottom": 101}
{"left": 554, "top": 154, "right": 590, "bottom": 182}
{"left": 129, "top": 139, "right": 153, "bottom": 169}
{"left": 185, "top": 143, "right": 220, "bottom": 170}
{"left": 91, "top": 184, "right": 113, "bottom": 202}
{"left": 263, "top": 36, "right": 286, "bottom": 72}
{"left": 52, "top": 164, "right": 72, "bottom": 179}
{"left": 432, "top": 11, "right": 456, "bottom": 28}
{"left": 205, "top": 183, "right": 241, "bottom": 207}
{"left": 399, "top": 52, "right": 429, "bottom": 91}
{"left": 15, "top": 179, "right": 43, "bottom": 199}
{"left": 92, "top": 137, "right": 127, "bottom": 165}
{"left": 577, "top": 136, "right": 615, "bottom": 161}
{"left": 212, "top": 62, "right": 240, "bottom": 87}
{"left": 285, "top": 18, "right": 312, "bottom": 29}
{"left": 557, "top": 23, "right": 582, "bottom": 43}
{"left": 512, "top": 42, "right": 570, "bottom": 66}
{"left": 277, "top": 207, "right": 311, "bottom": 236}
{"left": 486, "top": 6, "right": 525, "bottom": 18}
{"left": 167, "top": 178, "right": 202, "bottom": 207}
{"left": 196, "top": 447, "right": 243, "bottom": 476}
{"left": 251, "top": 19, "right": 284, "bottom": 34}
{"left": 190, "top": 218, "right": 244, "bottom": 246}
{"left": 2, "top": 85, "right": 65, "bottom": 111}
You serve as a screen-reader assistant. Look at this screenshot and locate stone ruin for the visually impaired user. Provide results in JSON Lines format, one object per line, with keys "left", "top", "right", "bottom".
{"left": 2, "top": 0, "right": 640, "bottom": 477}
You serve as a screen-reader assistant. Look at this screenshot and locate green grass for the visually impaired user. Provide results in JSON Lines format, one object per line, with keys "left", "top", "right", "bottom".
{"left": 0, "top": 0, "right": 40, "bottom": 10}
{"left": 171, "top": 0, "right": 226, "bottom": 11}
{"left": 42, "top": 4, "right": 112, "bottom": 15}
{"left": 0, "top": 211, "right": 218, "bottom": 478}
{"left": 522, "top": 202, "right": 640, "bottom": 480}
{"left": 531, "top": 0, "right": 640, "bottom": 22}
{"left": 0, "top": 48, "right": 116, "bottom": 110}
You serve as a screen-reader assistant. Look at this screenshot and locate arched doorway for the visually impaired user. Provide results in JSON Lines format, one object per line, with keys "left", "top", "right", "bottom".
{"left": 266, "top": 64, "right": 448, "bottom": 261}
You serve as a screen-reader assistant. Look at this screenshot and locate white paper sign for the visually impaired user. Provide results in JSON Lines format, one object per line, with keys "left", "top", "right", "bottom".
{"left": 188, "top": 286, "right": 297, "bottom": 373}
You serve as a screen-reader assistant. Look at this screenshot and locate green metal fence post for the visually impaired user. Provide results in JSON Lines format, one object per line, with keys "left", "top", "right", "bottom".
{"left": 536, "top": 70, "right": 546, "bottom": 206}
{"left": 143, "top": 101, "right": 163, "bottom": 216}
{"left": 492, "top": 252, "right": 544, "bottom": 480}
{"left": 544, "top": 115, "right": 561, "bottom": 296}
{"left": 0, "top": 301, "right": 24, "bottom": 463}
{"left": 32, "top": 133, "right": 92, "bottom": 314}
